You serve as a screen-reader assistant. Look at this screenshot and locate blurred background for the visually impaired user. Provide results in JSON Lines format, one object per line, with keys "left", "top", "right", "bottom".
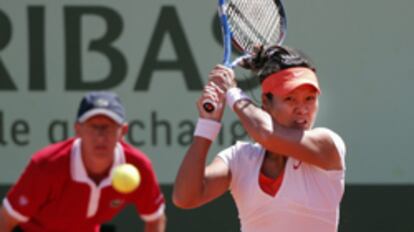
{"left": 1, "top": 0, "right": 413, "bottom": 231}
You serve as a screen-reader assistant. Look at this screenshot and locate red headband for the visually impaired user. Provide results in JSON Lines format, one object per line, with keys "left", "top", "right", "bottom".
{"left": 261, "top": 67, "right": 320, "bottom": 96}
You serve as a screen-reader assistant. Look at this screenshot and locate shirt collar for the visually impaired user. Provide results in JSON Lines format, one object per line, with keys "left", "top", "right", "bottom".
{"left": 70, "top": 138, "right": 126, "bottom": 187}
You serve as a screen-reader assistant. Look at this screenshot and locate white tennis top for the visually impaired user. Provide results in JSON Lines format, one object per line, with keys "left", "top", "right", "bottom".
{"left": 218, "top": 128, "right": 346, "bottom": 232}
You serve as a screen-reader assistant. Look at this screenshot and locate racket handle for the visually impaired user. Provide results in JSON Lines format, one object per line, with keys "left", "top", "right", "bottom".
{"left": 203, "top": 100, "right": 216, "bottom": 113}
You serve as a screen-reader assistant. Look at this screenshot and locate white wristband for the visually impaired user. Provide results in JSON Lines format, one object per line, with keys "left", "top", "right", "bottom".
{"left": 226, "top": 87, "right": 251, "bottom": 111}
{"left": 194, "top": 118, "right": 222, "bottom": 141}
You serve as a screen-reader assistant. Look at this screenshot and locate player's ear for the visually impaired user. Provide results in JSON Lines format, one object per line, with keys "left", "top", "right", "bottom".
{"left": 261, "top": 94, "right": 271, "bottom": 112}
{"left": 121, "top": 123, "right": 129, "bottom": 137}
{"left": 74, "top": 123, "right": 81, "bottom": 137}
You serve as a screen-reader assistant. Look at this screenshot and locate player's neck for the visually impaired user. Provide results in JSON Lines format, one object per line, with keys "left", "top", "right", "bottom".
{"left": 81, "top": 152, "right": 114, "bottom": 185}
{"left": 88, "top": 172, "right": 110, "bottom": 186}
{"left": 261, "top": 151, "right": 286, "bottom": 180}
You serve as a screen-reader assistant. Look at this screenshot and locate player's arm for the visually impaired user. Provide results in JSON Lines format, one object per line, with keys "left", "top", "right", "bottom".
{"left": 0, "top": 205, "right": 20, "bottom": 232}
{"left": 173, "top": 81, "right": 231, "bottom": 209}
{"left": 173, "top": 137, "right": 231, "bottom": 209}
{"left": 144, "top": 213, "right": 166, "bottom": 232}
{"left": 233, "top": 100, "right": 343, "bottom": 170}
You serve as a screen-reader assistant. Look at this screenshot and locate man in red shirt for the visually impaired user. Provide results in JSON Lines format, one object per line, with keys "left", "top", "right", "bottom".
{"left": 0, "top": 91, "right": 166, "bottom": 232}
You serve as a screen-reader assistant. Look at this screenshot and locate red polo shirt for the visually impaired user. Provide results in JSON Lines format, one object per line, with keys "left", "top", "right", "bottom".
{"left": 3, "top": 138, "right": 165, "bottom": 232}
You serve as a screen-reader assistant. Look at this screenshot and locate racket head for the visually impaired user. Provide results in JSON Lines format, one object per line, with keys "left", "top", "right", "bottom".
{"left": 218, "top": 0, "right": 287, "bottom": 65}
{"left": 204, "top": 0, "right": 287, "bottom": 113}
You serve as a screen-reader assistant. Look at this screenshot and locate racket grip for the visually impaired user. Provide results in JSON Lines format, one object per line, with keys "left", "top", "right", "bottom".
{"left": 202, "top": 100, "right": 216, "bottom": 113}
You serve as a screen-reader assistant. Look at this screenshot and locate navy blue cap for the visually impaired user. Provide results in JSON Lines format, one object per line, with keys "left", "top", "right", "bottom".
{"left": 77, "top": 91, "right": 126, "bottom": 124}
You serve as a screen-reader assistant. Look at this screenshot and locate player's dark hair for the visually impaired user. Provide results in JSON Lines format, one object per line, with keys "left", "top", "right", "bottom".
{"left": 241, "top": 45, "right": 316, "bottom": 83}
{"left": 241, "top": 45, "right": 316, "bottom": 101}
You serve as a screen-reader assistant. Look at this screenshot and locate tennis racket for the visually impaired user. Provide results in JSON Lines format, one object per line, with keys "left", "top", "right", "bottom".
{"left": 203, "top": 0, "right": 287, "bottom": 112}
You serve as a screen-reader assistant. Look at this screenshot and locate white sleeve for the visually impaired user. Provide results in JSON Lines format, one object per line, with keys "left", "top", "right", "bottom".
{"left": 321, "top": 128, "right": 346, "bottom": 168}
{"left": 217, "top": 145, "right": 236, "bottom": 191}
{"left": 2, "top": 198, "right": 29, "bottom": 222}
{"left": 217, "top": 142, "right": 257, "bottom": 190}
{"left": 217, "top": 145, "right": 236, "bottom": 168}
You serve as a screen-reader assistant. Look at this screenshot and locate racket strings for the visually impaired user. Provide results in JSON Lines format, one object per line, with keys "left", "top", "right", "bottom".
{"left": 226, "top": 0, "right": 283, "bottom": 53}
{"left": 227, "top": 2, "right": 262, "bottom": 49}
{"left": 260, "top": 3, "right": 281, "bottom": 44}
{"left": 227, "top": 2, "right": 263, "bottom": 50}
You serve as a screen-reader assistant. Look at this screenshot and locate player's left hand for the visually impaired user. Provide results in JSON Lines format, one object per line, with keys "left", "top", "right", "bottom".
{"left": 208, "top": 65, "right": 237, "bottom": 92}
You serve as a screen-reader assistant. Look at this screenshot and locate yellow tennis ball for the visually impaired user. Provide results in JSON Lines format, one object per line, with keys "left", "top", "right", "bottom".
{"left": 112, "top": 164, "right": 141, "bottom": 194}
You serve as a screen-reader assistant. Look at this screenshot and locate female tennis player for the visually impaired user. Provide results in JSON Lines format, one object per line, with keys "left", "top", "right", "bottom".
{"left": 173, "top": 45, "right": 346, "bottom": 232}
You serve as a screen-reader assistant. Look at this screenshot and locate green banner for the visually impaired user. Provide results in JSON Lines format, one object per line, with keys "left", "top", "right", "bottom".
{"left": 1, "top": 0, "right": 414, "bottom": 184}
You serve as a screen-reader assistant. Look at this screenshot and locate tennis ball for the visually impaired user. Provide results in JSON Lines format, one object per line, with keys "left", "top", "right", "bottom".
{"left": 112, "top": 164, "right": 140, "bottom": 194}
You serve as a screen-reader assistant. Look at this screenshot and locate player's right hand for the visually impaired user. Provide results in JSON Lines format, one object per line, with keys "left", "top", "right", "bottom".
{"left": 197, "top": 81, "right": 225, "bottom": 122}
